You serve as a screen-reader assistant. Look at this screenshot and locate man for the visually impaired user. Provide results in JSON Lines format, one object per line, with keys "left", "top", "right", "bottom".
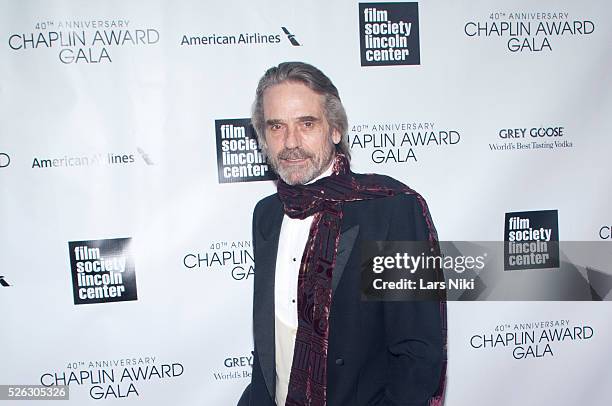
{"left": 239, "top": 62, "right": 446, "bottom": 406}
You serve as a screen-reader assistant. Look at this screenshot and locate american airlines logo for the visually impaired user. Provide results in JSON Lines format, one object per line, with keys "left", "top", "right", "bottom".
{"left": 0, "top": 275, "right": 10, "bottom": 287}
{"left": 282, "top": 27, "right": 300, "bottom": 46}
{"left": 180, "top": 27, "right": 301, "bottom": 48}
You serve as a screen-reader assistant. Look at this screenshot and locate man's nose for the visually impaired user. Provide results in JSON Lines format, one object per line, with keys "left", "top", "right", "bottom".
{"left": 284, "top": 125, "right": 300, "bottom": 149}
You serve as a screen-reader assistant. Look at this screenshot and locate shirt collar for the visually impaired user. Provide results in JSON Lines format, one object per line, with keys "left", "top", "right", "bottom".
{"left": 306, "top": 157, "right": 334, "bottom": 185}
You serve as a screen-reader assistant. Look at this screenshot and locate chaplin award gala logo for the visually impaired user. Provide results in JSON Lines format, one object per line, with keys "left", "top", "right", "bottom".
{"left": 183, "top": 240, "right": 254, "bottom": 281}
{"left": 470, "top": 319, "right": 593, "bottom": 360}
{"left": 8, "top": 19, "right": 159, "bottom": 64}
{"left": 346, "top": 121, "right": 461, "bottom": 164}
{"left": 600, "top": 225, "right": 611, "bottom": 240}
{"left": 40, "top": 355, "right": 184, "bottom": 400}
{"left": 464, "top": 11, "right": 595, "bottom": 53}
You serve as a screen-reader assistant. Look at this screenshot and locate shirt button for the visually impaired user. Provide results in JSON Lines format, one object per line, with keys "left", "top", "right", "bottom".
{"left": 292, "top": 299, "right": 296, "bottom": 303}
{"left": 335, "top": 358, "right": 344, "bottom": 366}
{"left": 292, "top": 258, "right": 297, "bottom": 262}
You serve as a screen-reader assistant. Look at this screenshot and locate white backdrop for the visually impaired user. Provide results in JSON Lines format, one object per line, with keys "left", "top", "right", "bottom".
{"left": 1, "top": 0, "right": 611, "bottom": 405}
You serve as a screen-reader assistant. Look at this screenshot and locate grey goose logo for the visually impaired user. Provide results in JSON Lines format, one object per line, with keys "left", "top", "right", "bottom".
{"left": 0, "top": 153, "right": 10, "bottom": 168}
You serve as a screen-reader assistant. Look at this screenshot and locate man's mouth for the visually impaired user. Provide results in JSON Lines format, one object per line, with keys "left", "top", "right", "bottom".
{"left": 282, "top": 157, "right": 308, "bottom": 164}
{"left": 278, "top": 150, "right": 311, "bottom": 166}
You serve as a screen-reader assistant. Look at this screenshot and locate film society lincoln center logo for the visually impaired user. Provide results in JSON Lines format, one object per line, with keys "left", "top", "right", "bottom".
{"left": 215, "top": 118, "right": 276, "bottom": 183}
{"left": 69, "top": 237, "right": 137, "bottom": 305}
{"left": 504, "top": 210, "right": 559, "bottom": 271}
{"left": 359, "top": 2, "right": 420, "bottom": 66}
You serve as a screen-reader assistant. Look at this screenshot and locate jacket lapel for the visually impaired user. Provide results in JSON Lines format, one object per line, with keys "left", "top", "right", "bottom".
{"left": 332, "top": 224, "right": 360, "bottom": 294}
{"left": 253, "top": 198, "right": 283, "bottom": 400}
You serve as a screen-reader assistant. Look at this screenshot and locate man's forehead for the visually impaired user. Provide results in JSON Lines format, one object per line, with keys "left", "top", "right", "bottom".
{"left": 262, "top": 81, "right": 325, "bottom": 117}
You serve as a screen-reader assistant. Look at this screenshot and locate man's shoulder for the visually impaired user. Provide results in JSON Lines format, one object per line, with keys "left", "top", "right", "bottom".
{"left": 352, "top": 172, "right": 424, "bottom": 206}
{"left": 353, "top": 171, "right": 408, "bottom": 189}
{"left": 253, "top": 192, "right": 281, "bottom": 216}
{"left": 351, "top": 172, "right": 436, "bottom": 240}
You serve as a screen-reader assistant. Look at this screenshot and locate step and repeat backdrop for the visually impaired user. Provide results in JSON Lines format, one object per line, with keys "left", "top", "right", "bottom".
{"left": 1, "top": 0, "right": 611, "bottom": 405}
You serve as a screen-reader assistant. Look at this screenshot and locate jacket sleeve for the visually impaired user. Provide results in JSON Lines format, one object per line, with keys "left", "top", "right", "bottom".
{"left": 237, "top": 382, "right": 251, "bottom": 406}
{"left": 237, "top": 349, "right": 271, "bottom": 406}
{"left": 378, "top": 194, "right": 446, "bottom": 406}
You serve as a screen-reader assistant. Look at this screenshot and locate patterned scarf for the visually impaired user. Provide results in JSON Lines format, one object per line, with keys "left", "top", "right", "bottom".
{"left": 277, "top": 153, "right": 446, "bottom": 406}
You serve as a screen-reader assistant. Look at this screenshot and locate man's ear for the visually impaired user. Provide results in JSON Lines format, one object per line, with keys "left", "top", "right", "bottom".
{"left": 331, "top": 128, "right": 341, "bottom": 145}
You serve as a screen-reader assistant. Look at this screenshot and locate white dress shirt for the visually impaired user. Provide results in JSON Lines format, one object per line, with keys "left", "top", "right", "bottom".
{"left": 274, "top": 164, "right": 333, "bottom": 406}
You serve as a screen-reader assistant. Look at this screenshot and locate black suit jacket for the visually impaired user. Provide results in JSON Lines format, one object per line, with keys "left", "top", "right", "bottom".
{"left": 239, "top": 174, "right": 445, "bottom": 406}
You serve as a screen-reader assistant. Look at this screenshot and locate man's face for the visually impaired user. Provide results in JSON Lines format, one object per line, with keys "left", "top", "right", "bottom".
{"left": 262, "top": 81, "right": 341, "bottom": 185}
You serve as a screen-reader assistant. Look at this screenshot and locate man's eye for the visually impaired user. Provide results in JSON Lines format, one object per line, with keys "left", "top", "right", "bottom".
{"left": 303, "top": 122, "right": 313, "bottom": 128}
{"left": 271, "top": 124, "right": 282, "bottom": 130}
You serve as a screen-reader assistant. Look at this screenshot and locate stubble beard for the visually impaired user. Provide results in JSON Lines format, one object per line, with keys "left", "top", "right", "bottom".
{"left": 268, "top": 142, "right": 335, "bottom": 186}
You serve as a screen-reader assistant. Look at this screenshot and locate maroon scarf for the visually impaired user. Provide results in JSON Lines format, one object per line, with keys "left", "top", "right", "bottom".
{"left": 278, "top": 153, "right": 446, "bottom": 406}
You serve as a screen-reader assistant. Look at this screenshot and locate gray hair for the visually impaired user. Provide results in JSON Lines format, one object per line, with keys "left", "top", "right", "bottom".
{"left": 251, "top": 61, "right": 351, "bottom": 161}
